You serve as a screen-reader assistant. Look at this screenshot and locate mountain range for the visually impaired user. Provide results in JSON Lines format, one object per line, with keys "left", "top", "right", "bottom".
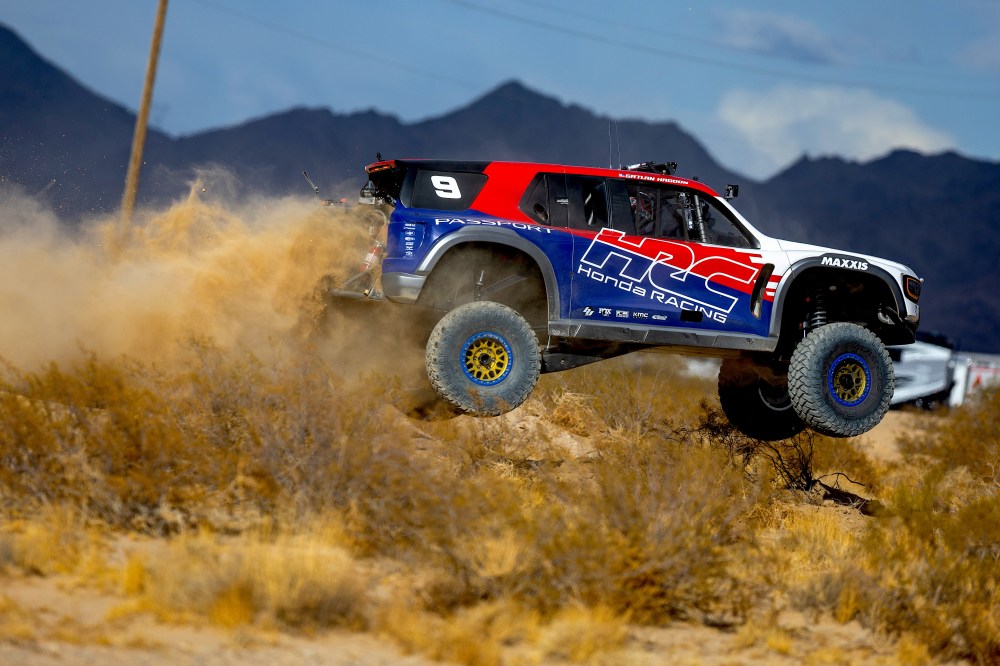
{"left": 1, "top": 23, "right": 998, "bottom": 352}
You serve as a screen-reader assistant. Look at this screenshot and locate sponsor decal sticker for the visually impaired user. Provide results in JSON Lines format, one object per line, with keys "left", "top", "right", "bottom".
{"left": 582, "top": 306, "right": 595, "bottom": 317}
{"left": 821, "top": 256, "right": 868, "bottom": 270}
{"left": 433, "top": 218, "right": 552, "bottom": 234}
{"left": 576, "top": 229, "right": 763, "bottom": 324}
{"left": 598, "top": 307, "right": 612, "bottom": 317}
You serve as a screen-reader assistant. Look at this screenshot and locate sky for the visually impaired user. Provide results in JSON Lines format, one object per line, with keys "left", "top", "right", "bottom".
{"left": 4, "top": 0, "right": 1000, "bottom": 179}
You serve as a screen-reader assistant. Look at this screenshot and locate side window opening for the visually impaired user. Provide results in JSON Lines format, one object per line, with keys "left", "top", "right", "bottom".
{"left": 519, "top": 174, "right": 548, "bottom": 223}
{"left": 658, "top": 191, "right": 689, "bottom": 239}
{"left": 565, "top": 176, "right": 634, "bottom": 234}
{"left": 623, "top": 181, "right": 753, "bottom": 249}
{"left": 544, "top": 174, "right": 569, "bottom": 228}
{"left": 583, "top": 179, "right": 608, "bottom": 228}
{"left": 625, "top": 183, "right": 688, "bottom": 240}
{"left": 632, "top": 189, "right": 659, "bottom": 236}
{"left": 691, "top": 194, "right": 752, "bottom": 248}
{"left": 566, "top": 176, "right": 610, "bottom": 231}
{"left": 563, "top": 176, "right": 753, "bottom": 248}
{"left": 607, "top": 179, "right": 635, "bottom": 235}
{"left": 519, "top": 173, "right": 569, "bottom": 227}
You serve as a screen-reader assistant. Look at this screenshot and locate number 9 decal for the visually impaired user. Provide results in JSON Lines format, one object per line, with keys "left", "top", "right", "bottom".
{"left": 431, "top": 175, "right": 462, "bottom": 199}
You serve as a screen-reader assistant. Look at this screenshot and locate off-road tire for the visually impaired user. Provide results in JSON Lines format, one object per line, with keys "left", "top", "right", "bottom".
{"left": 426, "top": 301, "right": 540, "bottom": 416}
{"left": 718, "top": 358, "right": 805, "bottom": 441}
{"left": 788, "top": 323, "right": 894, "bottom": 438}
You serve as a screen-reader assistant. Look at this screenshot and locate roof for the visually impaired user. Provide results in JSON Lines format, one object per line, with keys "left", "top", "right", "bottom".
{"left": 365, "top": 158, "right": 721, "bottom": 197}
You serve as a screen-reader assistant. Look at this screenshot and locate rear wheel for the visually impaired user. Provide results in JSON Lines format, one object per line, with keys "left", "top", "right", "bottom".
{"left": 788, "top": 323, "right": 894, "bottom": 437}
{"left": 425, "top": 301, "right": 540, "bottom": 415}
{"left": 718, "top": 358, "right": 805, "bottom": 441}
{"left": 417, "top": 247, "right": 548, "bottom": 332}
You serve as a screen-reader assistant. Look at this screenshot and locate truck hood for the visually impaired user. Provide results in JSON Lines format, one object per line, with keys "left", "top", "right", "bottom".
{"left": 777, "top": 239, "right": 916, "bottom": 277}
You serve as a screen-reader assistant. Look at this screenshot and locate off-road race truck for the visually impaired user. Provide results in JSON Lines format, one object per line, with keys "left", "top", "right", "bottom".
{"left": 337, "top": 158, "right": 922, "bottom": 440}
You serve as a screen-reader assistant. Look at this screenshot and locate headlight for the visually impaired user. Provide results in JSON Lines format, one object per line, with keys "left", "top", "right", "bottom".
{"left": 903, "top": 275, "right": 922, "bottom": 303}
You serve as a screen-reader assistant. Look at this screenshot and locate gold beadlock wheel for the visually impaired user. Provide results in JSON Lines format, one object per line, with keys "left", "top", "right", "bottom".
{"left": 425, "top": 301, "right": 540, "bottom": 416}
{"left": 788, "top": 323, "right": 893, "bottom": 438}
{"left": 830, "top": 355, "right": 869, "bottom": 405}
{"left": 462, "top": 333, "right": 511, "bottom": 385}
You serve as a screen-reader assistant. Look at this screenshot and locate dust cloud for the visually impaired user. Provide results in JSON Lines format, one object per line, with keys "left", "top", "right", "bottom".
{"left": 0, "top": 174, "right": 405, "bottom": 375}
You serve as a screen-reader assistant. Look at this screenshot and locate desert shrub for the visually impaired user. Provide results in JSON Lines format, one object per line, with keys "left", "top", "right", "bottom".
{"left": 550, "top": 441, "right": 759, "bottom": 623}
{"left": 695, "top": 403, "right": 815, "bottom": 491}
{"left": 416, "top": 434, "right": 763, "bottom": 625}
{"left": 811, "top": 435, "right": 882, "bottom": 494}
{"left": 543, "top": 389, "right": 599, "bottom": 437}
{"left": 0, "top": 341, "right": 772, "bottom": 645}
{"left": 0, "top": 594, "right": 35, "bottom": 642}
{"left": 832, "top": 491, "right": 1000, "bottom": 661}
{"left": 782, "top": 402, "right": 1000, "bottom": 663}
{"left": 0, "top": 507, "right": 107, "bottom": 577}
{"left": 376, "top": 599, "right": 542, "bottom": 666}
{"left": 0, "top": 357, "right": 196, "bottom": 528}
{"left": 899, "top": 385, "right": 1000, "bottom": 483}
{"left": 536, "top": 604, "right": 628, "bottom": 663}
{"left": 0, "top": 343, "right": 438, "bottom": 535}
{"left": 538, "top": 353, "right": 714, "bottom": 438}
{"left": 131, "top": 527, "right": 368, "bottom": 631}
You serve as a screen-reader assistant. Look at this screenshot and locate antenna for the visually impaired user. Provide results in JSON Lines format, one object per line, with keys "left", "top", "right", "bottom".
{"left": 608, "top": 121, "right": 613, "bottom": 169}
{"left": 302, "top": 170, "right": 321, "bottom": 199}
{"left": 615, "top": 121, "right": 623, "bottom": 169}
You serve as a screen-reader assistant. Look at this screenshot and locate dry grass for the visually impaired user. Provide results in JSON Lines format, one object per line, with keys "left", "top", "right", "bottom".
{"left": 1, "top": 190, "right": 997, "bottom": 662}
{"left": 2, "top": 346, "right": 998, "bottom": 663}
{"left": 0, "top": 594, "right": 36, "bottom": 642}
{"left": 768, "top": 387, "right": 1000, "bottom": 663}
{"left": 0, "top": 507, "right": 108, "bottom": 578}
{"left": 119, "top": 526, "right": 368, "bottom": 632}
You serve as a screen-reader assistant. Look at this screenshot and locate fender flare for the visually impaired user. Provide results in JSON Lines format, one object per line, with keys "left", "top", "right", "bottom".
{"left": 768, "top": 255, "right": 906, "bottom": 339}
{"left": 415, "top": 226, "right": 562, "bottom": 321}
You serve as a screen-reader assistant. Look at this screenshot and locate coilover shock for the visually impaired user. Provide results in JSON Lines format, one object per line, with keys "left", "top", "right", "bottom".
{"left": 808, "top": 289, "right": 828, "bottom": 331}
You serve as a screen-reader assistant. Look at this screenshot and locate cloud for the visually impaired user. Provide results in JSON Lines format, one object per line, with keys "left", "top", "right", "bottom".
{"left": 956, "top": 2, "right": 1000, "bottom": 72}
{"left": 959, "top": 30, "right": 1000, "bottom": 72}
{"left": 719, "top": 10, "right": 841, "bottom": 64}
{"left": 715, "top": 85, "right": 954, "bottom": 176}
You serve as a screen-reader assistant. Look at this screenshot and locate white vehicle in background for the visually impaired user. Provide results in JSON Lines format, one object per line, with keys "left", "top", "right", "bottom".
{"left": 890, "top": 332, "right": 1000, "bottom": 409}
{"left": 950, "top": 354, "right": 1000, "bottom": 406}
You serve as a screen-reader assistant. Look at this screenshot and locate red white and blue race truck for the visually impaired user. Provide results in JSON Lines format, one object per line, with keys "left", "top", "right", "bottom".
{"left": 340, "top": 158, "right": 922, "bottom": 440}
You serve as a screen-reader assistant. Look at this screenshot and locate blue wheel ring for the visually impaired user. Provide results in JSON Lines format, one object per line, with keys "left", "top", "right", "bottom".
{"left": 461, "top": 332, "right": 514, "bottom": 386}
{"left": 827, "top": 352, "right": 872, "bottom": 407}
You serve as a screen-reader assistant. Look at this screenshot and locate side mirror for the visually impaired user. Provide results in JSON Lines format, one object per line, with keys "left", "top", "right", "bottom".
{"left": 725, "top": 184, "right": 739, "bottom": 200}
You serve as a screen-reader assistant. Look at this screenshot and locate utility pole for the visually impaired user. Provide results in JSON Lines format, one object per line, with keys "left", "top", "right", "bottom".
{"left": 120, "top": 0, "right": 169, "bottom": 236}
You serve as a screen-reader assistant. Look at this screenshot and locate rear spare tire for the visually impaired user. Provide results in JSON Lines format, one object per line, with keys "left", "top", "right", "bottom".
{"left": 718, "top": 358, "right": 805, "bottom": 441}
{"left": 425, "top": 301, "right": 540, "bottom": 415}
{"left": 788, "top": 323, "right": 894, "bottom": 438}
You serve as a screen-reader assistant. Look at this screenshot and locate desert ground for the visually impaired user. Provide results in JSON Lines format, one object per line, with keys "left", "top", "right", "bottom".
{"left": 1, "top": 187, "right": 996, "bottom": 665}
{"left": 0, "top": 407, "right": 968, "bottom": 666}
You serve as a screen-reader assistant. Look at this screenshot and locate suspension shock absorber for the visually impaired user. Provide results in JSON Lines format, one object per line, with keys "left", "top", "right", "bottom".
{"left": 808, "top": 288, "right": 828, "bottom": 331}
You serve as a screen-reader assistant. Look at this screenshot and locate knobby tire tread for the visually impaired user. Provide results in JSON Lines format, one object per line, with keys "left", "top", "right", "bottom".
{"left": 426, "top": 301, "right": 540, "bottom": 416}
{"left": 788, "top": 323, "right": 893, "bottom": 438}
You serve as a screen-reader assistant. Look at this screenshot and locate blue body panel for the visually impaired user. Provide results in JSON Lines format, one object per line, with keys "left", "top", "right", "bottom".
{"left": 382, "top": 206, "right": 772, "bottom": 338}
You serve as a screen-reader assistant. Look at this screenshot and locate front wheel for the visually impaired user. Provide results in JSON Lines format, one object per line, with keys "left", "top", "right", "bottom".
{"left": 788, "top": 323, "right": 894, "bottom": 438}
{"left": 718, "top": 358, "right": 805, "bottom": 441}
{"left": 425, "top": 301, "right": 540, "bottom": 416}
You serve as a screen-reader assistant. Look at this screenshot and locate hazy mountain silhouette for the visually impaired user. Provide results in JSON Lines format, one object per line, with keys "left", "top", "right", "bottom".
{"left": 2, "top": 24, "right": 997, "bottom": 351}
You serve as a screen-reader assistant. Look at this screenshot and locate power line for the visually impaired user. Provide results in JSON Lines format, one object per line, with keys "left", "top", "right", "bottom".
{"left": 190, "top": 0, "right": 482, "bottom": 92}
{"left": 510, "top": 0, "right": 991, "bottom": 83}
{"left": 445, "top": 0, "right": 1000, "bottom": 100}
